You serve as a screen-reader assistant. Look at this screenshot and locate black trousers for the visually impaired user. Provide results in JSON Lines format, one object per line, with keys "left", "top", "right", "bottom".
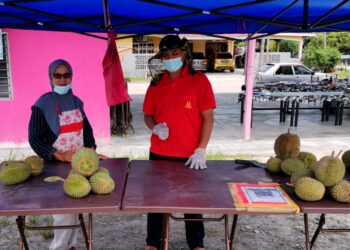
{"left": 146, "top": 152, "right": 205, "bottom": 250}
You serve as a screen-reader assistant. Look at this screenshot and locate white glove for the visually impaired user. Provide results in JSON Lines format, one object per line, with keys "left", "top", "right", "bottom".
{"left": 153, "top": 122, "right": 169, "bottom": 140}
{"left": 185, "top": 148, "right": 207, "bottom": 170}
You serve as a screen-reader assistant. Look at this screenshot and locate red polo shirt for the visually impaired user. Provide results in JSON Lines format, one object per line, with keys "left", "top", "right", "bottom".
{"left": 143, "top": 67, "right": 216, "bottom": 157}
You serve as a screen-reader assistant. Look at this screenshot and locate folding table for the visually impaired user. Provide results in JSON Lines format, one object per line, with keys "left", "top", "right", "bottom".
{"left": 0, "top": 158, "right": 129, "bottom": 250}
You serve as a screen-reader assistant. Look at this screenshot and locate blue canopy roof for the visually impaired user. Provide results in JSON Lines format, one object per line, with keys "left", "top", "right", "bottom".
{"left": 1, "top": 0, "right": 350, "bottom": 40}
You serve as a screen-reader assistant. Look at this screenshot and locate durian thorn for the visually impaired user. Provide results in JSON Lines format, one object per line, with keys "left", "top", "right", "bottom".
{"left": 285, "top": 182, "right": 294, "bottom": 187}
{"left": 331, "top": 151, "right": 335, "bottom": 157}
{"left": 336, "top": 150, "right": 343, "bottom": 158}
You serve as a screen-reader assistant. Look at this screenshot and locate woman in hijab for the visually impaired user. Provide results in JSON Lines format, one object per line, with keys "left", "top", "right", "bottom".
{"left": 28, "top": 59, "right": 102, "bottom": 250}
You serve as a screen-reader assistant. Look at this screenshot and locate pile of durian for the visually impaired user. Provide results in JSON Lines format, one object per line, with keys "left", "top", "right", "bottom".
{"left": 0, "top": 156, "right": 44, "bottom": 185}
{"left": 45, "top": 147, "right": 115, "bottom": 199}
{"left": 266, "top": 129, "right": 350, "bottom": 203}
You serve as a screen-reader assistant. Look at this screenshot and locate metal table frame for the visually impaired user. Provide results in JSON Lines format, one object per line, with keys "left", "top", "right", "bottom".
{"left": 303, "top": 213, "right": 350, "bottom": 250}
{"left": 16, "top": 214, "right": 92, "bottom": 250}
{"left": 0, "top": 158, "right": 129, "bottom": 250}
{"left": 239, "top": 94, "right": 348, "bottom": 127}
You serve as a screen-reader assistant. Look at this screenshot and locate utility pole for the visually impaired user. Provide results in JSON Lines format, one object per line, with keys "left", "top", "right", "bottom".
{"left": 323, "top": 32, "right": 327, "bottom": 48}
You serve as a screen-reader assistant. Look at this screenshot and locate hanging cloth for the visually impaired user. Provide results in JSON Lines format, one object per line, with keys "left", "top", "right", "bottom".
{"left": 102, "top": 31, "right": 132, "bottom": 106}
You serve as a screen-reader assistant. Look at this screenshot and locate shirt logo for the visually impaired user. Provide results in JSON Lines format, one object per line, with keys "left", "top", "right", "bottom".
{"left": 185, "top": 101, "right": 192, "bottom": 109}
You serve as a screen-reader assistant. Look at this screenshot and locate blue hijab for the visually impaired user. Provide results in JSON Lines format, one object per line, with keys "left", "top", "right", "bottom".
{"left": 34, "top": 59, "right": 83, "bottom": 136}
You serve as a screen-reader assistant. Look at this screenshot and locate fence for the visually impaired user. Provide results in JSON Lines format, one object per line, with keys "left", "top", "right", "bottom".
{"left": 122, "top": 53, "right": 160, "bottom": 78}
{"left": 255, "top": 52, "right": 300, "bottom": 69}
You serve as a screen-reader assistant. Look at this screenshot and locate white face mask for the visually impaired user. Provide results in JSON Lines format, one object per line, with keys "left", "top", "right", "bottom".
{"left": 162, "top": 57, "right": 183, "bottom": 72}
{"left": 53, "top": 83, "right": 72, "bottom": 95}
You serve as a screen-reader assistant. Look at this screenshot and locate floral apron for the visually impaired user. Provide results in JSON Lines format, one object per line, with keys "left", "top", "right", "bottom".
{"left": 52, "top": 104, "right": 84, "bottom": 152}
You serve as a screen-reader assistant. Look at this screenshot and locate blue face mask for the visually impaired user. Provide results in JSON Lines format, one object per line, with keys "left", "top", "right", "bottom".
{"left": 162, "top": 57, "right": 183, "bottom": 72}
{"left": 53, "top": 83, "right": 72, "bottom": 95}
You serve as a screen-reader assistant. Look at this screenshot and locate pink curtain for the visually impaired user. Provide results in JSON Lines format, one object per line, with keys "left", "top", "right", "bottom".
{"left": 102, "top": 32, "right": 132, "bottom": 106}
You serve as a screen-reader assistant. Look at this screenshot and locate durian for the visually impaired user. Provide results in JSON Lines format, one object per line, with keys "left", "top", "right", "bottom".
{"left": 298, "top": 152, "right": 317, "bottom": 169}
{"left": 295, "top": 177, "right": 325, "bottom": 201}
{"left": 64, "top": 174, "right": 91, "bottom": 198}
{"left": 281, "top": 158, "right": 305, "bottom": 176}
{"left": 291, "top": 168, "right": 314, "bottom": 185}
{"left": 71, "top": 148, "right": 99, "bottom": 177}
{"left": 24, "top": 155, "right": 44, "bottom": 176}
{"left": 0, "top": 161, "right": 31, "bottom": 185}
{"left": 330, "top": 180, "right": 350, "bottom": 203}
{"left": 266, "top": 157, "right": 282, "bottom": 173}
{"left": 97, "top": 167, "right": 110, "bottom": 175}
{"left": 89, "top": 172, "right": 115, "bottom": 194}
{"left": 274, "top": 129, "right": 300, "bottom": 160}
{"left": 341, "top": 150, "right": 350, "bottom": 168}
{"left": 314, "top": 152, "right": 345, "bottom": 187}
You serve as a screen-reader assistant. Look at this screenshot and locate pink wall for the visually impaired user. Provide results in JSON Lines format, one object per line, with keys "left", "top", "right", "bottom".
{"left": 0, "top": 29, "right": 110, "bottom": 145}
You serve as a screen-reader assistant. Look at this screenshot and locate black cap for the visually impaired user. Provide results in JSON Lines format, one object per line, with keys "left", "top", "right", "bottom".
{"left": 159, "top": 35, "right": 186, "bottom": 54}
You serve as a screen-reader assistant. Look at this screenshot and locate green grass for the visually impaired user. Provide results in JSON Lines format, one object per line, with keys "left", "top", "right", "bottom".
{"left": 206, "top": 153, "right": 260, "bottom": 161}
{"left": 117, "top": 153, "right": 259, "bottom": 161}
{"left": 125, "top": 76, "right": 151, "bottom": 82}
{"left": 0, "top": 217, "right": 10, "bottom": 227}
{"left": 336, "top": 70, "right": 350, "bottom": 79}
{"left": 39, "top": 217, "right": 54, "bottom": 240}
{"left": 27, "top": 216, "right": 38, "bottom": 227}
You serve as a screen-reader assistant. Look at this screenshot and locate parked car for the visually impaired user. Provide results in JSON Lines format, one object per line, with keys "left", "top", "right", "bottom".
{"left": 255, "top": 63, "right": 334, "bottom": 84}
{"left": 192, "top": 52, "right": 207, "bottom": 72}
{"left": 207, "top": 52, "right": 235, "bottom": 72}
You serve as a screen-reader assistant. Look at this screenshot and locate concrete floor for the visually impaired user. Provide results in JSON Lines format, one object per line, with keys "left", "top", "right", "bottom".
{"left": 1, "top": 69, "right": 350, "bottom": 161}
{"left": 104, "top": 69, "right": 350, "bottom": 160}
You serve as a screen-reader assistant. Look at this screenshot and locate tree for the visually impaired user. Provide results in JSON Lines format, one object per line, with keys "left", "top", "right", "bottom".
{"left": 279, "top": 40, "right": 299, "bottom": 57}
{"left": 302, "top": 47, "right": 341, "bottom": 72}
{"left": 304, "top": 32, "right": 350, "bottom": 55}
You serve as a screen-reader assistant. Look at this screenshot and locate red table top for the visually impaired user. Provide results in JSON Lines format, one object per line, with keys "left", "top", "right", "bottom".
{"left": 0, "top": 158, "right": 129, "bottom": 216}
{"left": 122, "top": 160, "right": 288, "bottom": 214}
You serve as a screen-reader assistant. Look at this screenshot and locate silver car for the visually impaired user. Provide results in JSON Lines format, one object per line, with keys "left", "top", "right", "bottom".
{"left": 255, "top": 63, "right": 334, "bottom": 84}
{"left": 192, "top": 52, "right": 207, "bottom": 72}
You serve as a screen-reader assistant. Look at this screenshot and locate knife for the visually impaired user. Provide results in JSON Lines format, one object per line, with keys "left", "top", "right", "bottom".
{"left": 235, "top": 159, "right": 267, "bottom": 169}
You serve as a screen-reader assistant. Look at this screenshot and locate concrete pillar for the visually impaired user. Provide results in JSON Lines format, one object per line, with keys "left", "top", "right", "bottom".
{"left": 243, "top": 39, "right": 256, "bottom": 140}
{"left": 266, "top": 38, "right": 270, "bottom": 63}
{"left": 298, "top": 40, "right": 303, "bottom": 61}
{"left": 259, "top": 38, "right": 265, "bottom": 68}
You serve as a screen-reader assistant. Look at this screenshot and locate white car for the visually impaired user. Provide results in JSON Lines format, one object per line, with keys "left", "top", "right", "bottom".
{"left": 255, "top": 63, "right": 334, "bottom": 84}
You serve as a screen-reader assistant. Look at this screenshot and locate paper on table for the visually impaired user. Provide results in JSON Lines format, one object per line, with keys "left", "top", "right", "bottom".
{"left": 227, "top": 182, "right": 300, "bottom": 213}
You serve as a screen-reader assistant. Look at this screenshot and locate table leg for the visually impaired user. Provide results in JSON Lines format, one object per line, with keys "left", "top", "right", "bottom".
{"left": 295, "top": 101, "right": 299, "bottom": 127}
{"left": 229, "top": 215, "right": 238, "bottom": 250}
{"left": 240, "top": 98, "right": 244, "bottom": 124}
{"left": 321, "top": 101, "right": 326, "bottom": 121}
{"left": 304, "top": 214, "right": 311, "bottom": 250}
{"left": 310, "top": 214, "right": 325, "bottom": 249}
{"left": 224, "top": 215, "right": 229, "bottom": 250}
{"left": 290, "top": 100, "right": 295, "bottom": 127}
{"left": 283, "top": 101, "right": 288, "bottom": 122}
{"left": 161, "top": 213, "right": 170, "bottom": 250}
{"left": 280, "top": 101, "right": 284, "bottom": 122}
{"left": 335, "top": 101, "right": 340, "bottom": 126}
{"left": 325, "top": 101, "right": 330, "bottom": 121}
{"left": 79, "top": 214, "right": 89, "bottom": 250}
{"left": 339, "top": 101, "right": 344, "bottom": 126}
{"left": 88, "top": 213, "right": 93, "bottom": 250}
{"left": 16, "top": 216, "right": 29, "bottom": 250}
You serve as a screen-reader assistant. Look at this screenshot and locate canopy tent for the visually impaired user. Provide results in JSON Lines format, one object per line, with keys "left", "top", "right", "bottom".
{"left": 1, "top": 0, "right": 350, "bottom": 40}
{"left": 1, "top": 0, "right": 350, "bottom": 139}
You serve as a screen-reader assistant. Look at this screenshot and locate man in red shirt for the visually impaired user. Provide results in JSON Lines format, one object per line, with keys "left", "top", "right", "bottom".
{"left": 143, "top": 35, "right": 216, "bottom": 250}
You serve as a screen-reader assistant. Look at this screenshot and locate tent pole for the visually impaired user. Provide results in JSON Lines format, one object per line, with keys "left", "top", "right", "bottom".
{"left": 243, "top": 39, "right": 256, "bottom": 140}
